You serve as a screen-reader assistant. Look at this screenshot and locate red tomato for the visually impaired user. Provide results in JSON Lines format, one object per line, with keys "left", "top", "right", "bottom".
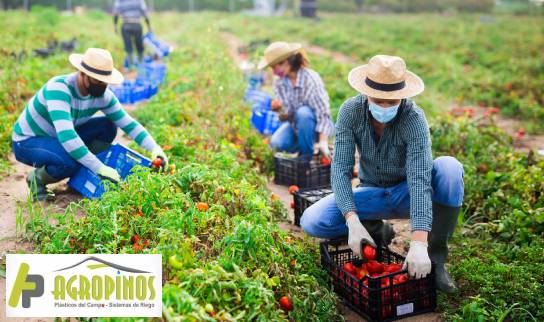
{"left": 343, "top": 262, "right": 357, "bottom": 275}
{"left": 278, "top": 296, "right": 293, "bottom": 311}
{"left": 384, "top": 263, "right": 403, "bottom": 273}
{"left": 288, "top": 185, "right": 299, "bottom": 194}
{"left": 363, "top": 245, "right": 376, "bottom": 260}
{"left": 355, "top": 267, "right": 368, "bottom": 280}
{"left": 152, "top": 158, "right": 163, "bottom": 168}
{"left": 366, "top": 260, "right": 384, "bottom": 274}
{"left": 394, "top": 273, "right": 409, "bottom": 284}
{"left": 271, "top": 99, "right": 282, "bottom": 110}
{"left": 320, "top": 156, "right": 331, "bottom": 166}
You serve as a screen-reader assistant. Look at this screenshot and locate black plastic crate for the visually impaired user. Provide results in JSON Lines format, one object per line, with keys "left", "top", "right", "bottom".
{"left": 274, "top": 153, "right": 331, "bottom": 188}
{"left": 320, "top": 238, "right": 436, "bottom": 322}
{"left": 293, "top": 186, "right": 333, "bottom": 226}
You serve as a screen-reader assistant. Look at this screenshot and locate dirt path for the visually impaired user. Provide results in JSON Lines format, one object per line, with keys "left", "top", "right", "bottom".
{"left": 468, "top": 106, "right": 544, "bottom": 153}
{"left": 304, "top": 43, "right": 359, "bottom": 65}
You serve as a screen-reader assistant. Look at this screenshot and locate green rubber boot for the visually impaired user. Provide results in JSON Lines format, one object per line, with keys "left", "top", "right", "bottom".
{"left": 361, "top": 219, "right": 395, "bottom": 247}
{"left": 429, "top": 202, "right": 461, "bottom": 294}
{"left": 26, "top": 166, "right": 59, "bottom": 201}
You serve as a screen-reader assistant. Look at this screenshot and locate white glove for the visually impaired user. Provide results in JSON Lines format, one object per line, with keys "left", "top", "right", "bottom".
{"left": 97, "top": 165, "right": 121, "bottom": 183}
{"left": 152, "top": 146, "right": 168, "bottom": 166}
{"left": 402, "top": 240, "right": 432, "bottom": 279}
{"left": 318, "top": 140, "right": 331, "bottom": 159}
{"left": 346, "top": 213, "right": 376, "bottom": 258}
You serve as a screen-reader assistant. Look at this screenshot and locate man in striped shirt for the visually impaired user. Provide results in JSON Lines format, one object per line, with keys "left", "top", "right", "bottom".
{"left": 258, "top": 42, "right": 334, "bottom": 158}
{"left": 12, "top": 48, "right": 167, "bottom": 201}
{"left": 300, "top": 55, "right": 464, "bottom": 293}
{"left": 113, "top": 0, "right": 151, "bottom": 70}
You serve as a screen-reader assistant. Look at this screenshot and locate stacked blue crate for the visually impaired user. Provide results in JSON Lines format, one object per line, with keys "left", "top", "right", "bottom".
{"left": 143, "top": 32, "right": 171, "bottom": 58}
{"left": 109, "top": 61, "right": 167, "bottom": 104}
{"left": 243, "top": 72, "right": 281, "bottom": 136}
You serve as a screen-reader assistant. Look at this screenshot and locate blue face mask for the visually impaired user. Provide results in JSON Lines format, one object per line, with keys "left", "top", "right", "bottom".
{"left": 369, "top": 102, "right": 400, "bottom": 123}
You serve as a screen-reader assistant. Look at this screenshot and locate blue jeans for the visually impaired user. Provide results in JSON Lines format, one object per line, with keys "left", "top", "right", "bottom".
{"left": 300, "top": 156, "right": 464, "bottom": 238}
{"left": 270, "top": 105, "right": 317, "bottom": 156}
{"left": 12, "top": 117, "right": 117, "bottom": 180}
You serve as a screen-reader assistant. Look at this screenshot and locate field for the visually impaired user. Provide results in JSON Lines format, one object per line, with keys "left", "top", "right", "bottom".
{"left": 0, "top": 8, "right": 543, "bottom": 322}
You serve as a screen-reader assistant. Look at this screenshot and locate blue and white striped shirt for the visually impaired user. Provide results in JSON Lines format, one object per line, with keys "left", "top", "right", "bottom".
{"left": 331, "top": 94, "right": 433, "bottom": 231}
{"left": 273, "top": 67, "right": 335, "bottom": 136}
{"left": 113, "top": 0, "right": 148, "bottom": 23}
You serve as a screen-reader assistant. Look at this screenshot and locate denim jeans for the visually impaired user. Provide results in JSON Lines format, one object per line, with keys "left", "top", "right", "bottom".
{"left": 300, "top": 156, "right": 465, "bottom": 238}
{"left": 12, "top": 117, "right": 117, "bottom": 180}
{"left": 270, "top": 105, "right": 317, "bottom": 156}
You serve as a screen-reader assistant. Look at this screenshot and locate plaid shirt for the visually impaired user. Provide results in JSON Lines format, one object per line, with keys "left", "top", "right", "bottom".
{"left": 331, "top": 94, "right": 433, "bottom": 232}
{"left": 273, "top": 68, "right": 334, "bottom": 136}
{"left": 113, "top": 0, "right": 148, "bottom": 23}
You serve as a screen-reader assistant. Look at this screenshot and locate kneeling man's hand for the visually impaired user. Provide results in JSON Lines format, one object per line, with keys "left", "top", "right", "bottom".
{"left": 345, "top": 212, "right": 376, "bottom": 258}
{"left": 403, "top": 240, "right": 431, "bottom": 279}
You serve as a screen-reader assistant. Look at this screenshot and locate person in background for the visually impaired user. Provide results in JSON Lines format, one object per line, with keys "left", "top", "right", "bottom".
{"left": 258, "top": 42, "right": 334, "bottom": 159}
{"left": 12, "top": 48, "right": 168, "bottom": 201}
{"left": 300, "top": 55, "right": 464, "bottom": 294}
{"left": 113, "top": 0, "right": 151, "bottom": 70}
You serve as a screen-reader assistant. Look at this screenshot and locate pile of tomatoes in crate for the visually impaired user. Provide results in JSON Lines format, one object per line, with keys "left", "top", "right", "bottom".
{"left": 342, "top": 245, "right": 409, "bottom": 289}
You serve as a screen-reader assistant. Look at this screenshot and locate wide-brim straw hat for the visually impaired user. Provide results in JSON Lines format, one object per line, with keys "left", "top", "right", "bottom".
{"left": 69, "top": 48, "right": 124, "bottom": 84}
{"left": 258, "top": 42, "right": 302, "bottom": 70}
{"left": 348, "top": 55, "right": 424, "bottom": 100}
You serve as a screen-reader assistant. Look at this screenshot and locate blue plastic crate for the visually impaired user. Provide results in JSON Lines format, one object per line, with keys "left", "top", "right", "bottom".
{"left": 148, "top": 82, "right": 159, "bottom": 97}
{"left": 110, "top": 82, "right": 133, "bottom": 104}
{"left": 131, "top": 83, "right": 149, "bottom": 103}
{"left": 247, "top": 73, "right": 264, "bottom": 90}
{"left": 244, "top": 89, "right": 272, "bottom": 107}
{"left": 142, "top": 32, "right": 170, "bottom": 58}
{"left": 68, "top": 144, "right": 151, "bottom": 199}
{"left": 137, "top": 62, "right": 166, "bottom": 86}
{"left": 250, "top": 104, "right": 281, "bottom": 136}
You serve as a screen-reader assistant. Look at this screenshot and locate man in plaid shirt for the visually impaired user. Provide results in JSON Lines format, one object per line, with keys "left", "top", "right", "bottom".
{"left": 301, "top": 55, "right": 464, "bottom": 294}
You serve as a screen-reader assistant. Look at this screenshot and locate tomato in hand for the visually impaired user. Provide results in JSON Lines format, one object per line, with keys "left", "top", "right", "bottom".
{"left": 363, "top": 245, "right": 376, "bottom": 260}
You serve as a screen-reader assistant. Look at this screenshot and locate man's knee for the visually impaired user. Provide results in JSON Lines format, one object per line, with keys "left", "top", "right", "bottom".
{"left": 102, "top": 118, "right": 118, "bottom": 143}
{"left": 432, "top": 156, "right": 464, "bottom": 207}
{"left": 300, "top": 205, "right": 320, "bottom": 237}
{"left": 91, "top": 117, "right": 117, "bottom": 143}
{"left": 47, "top": 159, "right": 80, "bottom": 179}
{"left": 270, "top": 132, "right": 283, "bottom": 150}
{"left": 295, "top": 106, "right": 314, "bottom": 122}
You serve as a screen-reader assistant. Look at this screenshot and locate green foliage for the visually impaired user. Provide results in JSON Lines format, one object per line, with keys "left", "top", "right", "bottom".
{"left": 17, "top": 12, "right": 343, "bottom": 321}
{"left": 440, "top": 237, "right": 544, "bottom": 321}
{"left": 219, "top": 12, "right": 544, "bottom": 131}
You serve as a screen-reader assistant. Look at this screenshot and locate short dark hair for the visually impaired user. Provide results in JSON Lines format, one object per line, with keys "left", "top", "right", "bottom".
{"left": 286, "top": 53, "right": 308, "bottom": 72}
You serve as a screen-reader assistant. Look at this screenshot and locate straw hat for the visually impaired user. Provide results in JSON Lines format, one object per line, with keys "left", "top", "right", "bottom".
{"left": 69, "top": 48, "right": 124, "bottom": 84}
{"left": 258, "top": 42, "right": 302, "bottom": 70}
{"left": 348, "top": 55, "right": 424, "bottom": 100}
